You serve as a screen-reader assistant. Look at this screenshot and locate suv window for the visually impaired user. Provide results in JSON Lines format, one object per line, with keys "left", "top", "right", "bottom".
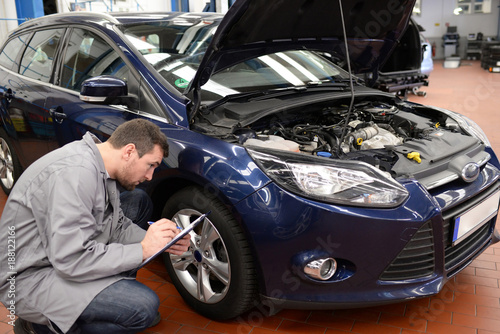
{"left": 60, "top": 28, "right": 129, "bottom": 91}
{"left": 0, "top": 34, "right": 30, "bottom": 71}
{"left": 20, "top": 29, "right": 64, "bottom": 82}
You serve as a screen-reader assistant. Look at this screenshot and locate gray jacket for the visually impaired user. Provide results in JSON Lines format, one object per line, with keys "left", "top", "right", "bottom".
{"left": 0, "top": 132, "right": 146, "bottom": 333}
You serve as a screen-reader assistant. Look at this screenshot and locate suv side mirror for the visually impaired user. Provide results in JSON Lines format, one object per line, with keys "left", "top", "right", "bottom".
{"left": 80, "top": 75, "right": 137, "bottom": 108}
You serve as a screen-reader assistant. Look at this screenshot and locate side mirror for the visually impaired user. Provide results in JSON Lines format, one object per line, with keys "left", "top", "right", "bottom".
{"left": 80, "top": 76, "right": 137, "bottom": 108}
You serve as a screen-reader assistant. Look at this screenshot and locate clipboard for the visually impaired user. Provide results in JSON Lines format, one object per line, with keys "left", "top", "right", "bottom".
{"left": 129, "top": 211, "right": 210, "bottom": 275}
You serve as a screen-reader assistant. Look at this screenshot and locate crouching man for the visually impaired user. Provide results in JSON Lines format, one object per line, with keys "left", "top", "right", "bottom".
{"left": 0, "top": 119, "right": 189, "bottom": 333}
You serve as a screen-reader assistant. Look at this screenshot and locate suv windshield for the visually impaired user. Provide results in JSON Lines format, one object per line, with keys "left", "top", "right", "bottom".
{"left": 120, "top": 21, "right": 347, "bottom": 101}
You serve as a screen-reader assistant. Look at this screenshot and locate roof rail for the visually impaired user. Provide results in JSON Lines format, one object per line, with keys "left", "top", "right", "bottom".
{"left": 18, "top": 11, "right": 119, "bottom": 29}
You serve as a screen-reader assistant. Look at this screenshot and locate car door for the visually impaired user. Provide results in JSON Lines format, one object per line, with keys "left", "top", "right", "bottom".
{"left": 46, "top": 27, "right": 164, "bottom": 144}
{"left": 0, "top": 28, "right": 65, "bottom": 168}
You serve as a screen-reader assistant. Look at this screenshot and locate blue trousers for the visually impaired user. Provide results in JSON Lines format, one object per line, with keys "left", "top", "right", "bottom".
{"left": 33, "top": 280, "right": 160, "bottom": 333}
{"left": 120, "top": 188, "right": 154, "bottom": 230}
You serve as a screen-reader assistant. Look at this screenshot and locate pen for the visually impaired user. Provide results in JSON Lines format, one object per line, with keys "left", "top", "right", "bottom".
{"left": 148, "top": 221, "right": 182, "bottom": 229}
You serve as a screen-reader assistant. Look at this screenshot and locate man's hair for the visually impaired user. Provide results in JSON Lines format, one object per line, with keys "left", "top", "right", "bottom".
{"left": 108, "top": 119, "right": 169, "bottom": 158}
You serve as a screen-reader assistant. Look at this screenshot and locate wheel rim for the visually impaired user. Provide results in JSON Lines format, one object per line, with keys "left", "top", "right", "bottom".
{"left": 0, "top": 138, "right": 14, "bottom": 190}
{"left": 169, "top": 209, "right": 231, "bottom": 304}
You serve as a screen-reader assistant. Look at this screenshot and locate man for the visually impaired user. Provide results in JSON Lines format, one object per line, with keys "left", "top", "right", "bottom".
{"left": 0, "top": 119, "right": 190, "bottom": 333}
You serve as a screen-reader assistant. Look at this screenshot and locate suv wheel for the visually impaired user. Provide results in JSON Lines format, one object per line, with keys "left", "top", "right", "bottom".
{"left": 161, "top": 186, "right": 257, "bottom": 320}
{"left": 0, "top": 129, "right": 21, "bottom": 195}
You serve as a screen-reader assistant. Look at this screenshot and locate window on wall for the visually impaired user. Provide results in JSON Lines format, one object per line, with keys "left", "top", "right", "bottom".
{"left": 455, "top": 0, "right": 492, "bottom": 15}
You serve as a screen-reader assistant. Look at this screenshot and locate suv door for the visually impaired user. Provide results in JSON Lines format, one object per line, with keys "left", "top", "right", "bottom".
{"left": 0, "top": 33, "right": 30, "bottom": 193}
{"left": 0, "top": 28, "right": 65, "bottom": 192}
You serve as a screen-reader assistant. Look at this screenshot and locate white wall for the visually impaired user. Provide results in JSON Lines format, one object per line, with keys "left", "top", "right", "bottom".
{"left": 141, "top": 0, "right": 171, "bottom": 12}
{"left": 0, "top": 0, "right": 19, "bottom": 44}
{"left": 56, "top": 0, "right": 171, "bottom": 13}
{"left": 413, "top": 0, "right": 500, "bottom": 59}
{"left": 2, "top": 0, "right": 498, "bottom": 59}
{"left": 414, "top": 0, "right": 498, "bottom": 37}
{"left": 189, "top": 0, "right": 207, "bottom": 12}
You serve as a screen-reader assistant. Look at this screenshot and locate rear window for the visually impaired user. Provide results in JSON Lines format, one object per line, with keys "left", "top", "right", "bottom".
{"left": 20, "top": 28, "right": 65, "bottom": 82}
{"left": 0, "top": 34, "right": 30, "bottom": 71}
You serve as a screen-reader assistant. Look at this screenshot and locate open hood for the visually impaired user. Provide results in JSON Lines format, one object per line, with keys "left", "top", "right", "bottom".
{"left": 189, "top": 0, "right": 416, "bottom": 94}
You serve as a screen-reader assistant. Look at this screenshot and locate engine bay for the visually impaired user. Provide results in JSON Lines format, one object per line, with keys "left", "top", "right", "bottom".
{"left": 193, "top": 96, "right": 488, "bottom": 188}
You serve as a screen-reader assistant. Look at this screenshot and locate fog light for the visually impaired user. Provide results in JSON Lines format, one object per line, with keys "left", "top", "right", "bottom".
{"left": 304, "top": 258, "right": 337, "bottom": 280}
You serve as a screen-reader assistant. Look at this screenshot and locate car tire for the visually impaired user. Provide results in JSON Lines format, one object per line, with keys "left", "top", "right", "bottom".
{"left": 0, "top": 128, "right": 22, "bottom": 195}
{"left": 161, "top": 186, "right": 257, "bottom": 320}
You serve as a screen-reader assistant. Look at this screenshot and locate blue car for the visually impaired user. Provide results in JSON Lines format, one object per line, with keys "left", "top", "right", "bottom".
{"left": 0, "top": 0, "right": 498, "bottom": 320}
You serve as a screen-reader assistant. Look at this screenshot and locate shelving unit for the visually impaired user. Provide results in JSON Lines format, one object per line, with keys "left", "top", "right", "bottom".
{"left": 466, "top": 40, "right": 482, "bottom": 60}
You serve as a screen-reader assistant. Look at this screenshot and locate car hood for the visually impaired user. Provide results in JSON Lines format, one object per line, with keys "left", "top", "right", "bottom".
{"left": 189, "top": 0, "right": 416, "bottom": 93}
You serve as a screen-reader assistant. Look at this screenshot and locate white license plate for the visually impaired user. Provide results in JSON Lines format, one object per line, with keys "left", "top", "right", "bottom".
{"left": 452, "top": 190, "right": 500, "bottom": 245}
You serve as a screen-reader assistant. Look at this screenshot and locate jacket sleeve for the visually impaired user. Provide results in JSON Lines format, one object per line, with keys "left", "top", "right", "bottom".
{"left": 110, "top": 211, "right": 147, "bottom": 245}
{"left": 29, "top": 165, "right": 143, "bottom": 282}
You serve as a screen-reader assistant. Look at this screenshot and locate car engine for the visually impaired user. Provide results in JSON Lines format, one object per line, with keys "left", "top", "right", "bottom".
{"left": 194, "top": 97, "right": 489, "bottom": 189}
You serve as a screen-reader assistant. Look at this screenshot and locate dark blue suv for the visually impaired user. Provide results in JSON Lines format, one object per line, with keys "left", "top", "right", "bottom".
{"left": 0, "top": 0, "right": 499, "bottom": 320}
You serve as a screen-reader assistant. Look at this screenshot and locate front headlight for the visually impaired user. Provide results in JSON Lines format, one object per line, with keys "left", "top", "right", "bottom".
{"left": 458, "top": 114, "right": 491, "bottom": 147}
{"left": 434, "top": 107, "right": 491, "bottom": 147}
{"left": 248, "top": 149, "right": 408, "bottom": 208}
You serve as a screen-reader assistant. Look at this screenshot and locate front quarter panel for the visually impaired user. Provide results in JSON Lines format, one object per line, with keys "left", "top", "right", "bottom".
{"left": 150, "top": 128, "right": 272, "bottom": 206}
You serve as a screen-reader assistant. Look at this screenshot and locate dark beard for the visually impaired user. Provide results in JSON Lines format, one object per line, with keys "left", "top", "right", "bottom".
{"left": 117, "top": 179, "right": 136, "bottom": 191}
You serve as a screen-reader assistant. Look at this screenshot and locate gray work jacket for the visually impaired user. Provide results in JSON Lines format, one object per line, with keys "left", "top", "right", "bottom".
{"left": 0, "top": 132, "right": 146, "bottom": 333}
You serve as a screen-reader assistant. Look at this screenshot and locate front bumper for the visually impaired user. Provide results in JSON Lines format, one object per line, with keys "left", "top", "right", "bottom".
{"left": 234, "top": 163, "right": 500, "bottom": 309}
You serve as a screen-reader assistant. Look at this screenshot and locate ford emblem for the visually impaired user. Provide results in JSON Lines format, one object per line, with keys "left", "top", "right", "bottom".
{"left": 461, "top": 162, "right": 480, "bottom": 182}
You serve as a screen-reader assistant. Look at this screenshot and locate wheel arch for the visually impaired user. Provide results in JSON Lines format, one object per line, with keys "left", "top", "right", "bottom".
{"left": 148, "top": 171, "right": 243, "bottom": 222}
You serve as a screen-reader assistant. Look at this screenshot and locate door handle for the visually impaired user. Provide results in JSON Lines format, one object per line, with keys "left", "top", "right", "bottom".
{"left": 1, "top": 88, "right": 14, "bottom": 101}
{"left": 5, "top": 88, "right": 13, "bottom": 99}
{"left": 49, "top": 107, "right": 67, "bottom": 124}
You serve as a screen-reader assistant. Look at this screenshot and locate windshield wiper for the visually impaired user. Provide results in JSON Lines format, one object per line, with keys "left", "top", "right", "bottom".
{"left": 205, "top": 82, "right": 348, "bottom": 111}
{"left": 248, "top": 82, "right": 348, "bottom": 101}
{"left": 206, "top": 90, "right": 278, "bottom": 110}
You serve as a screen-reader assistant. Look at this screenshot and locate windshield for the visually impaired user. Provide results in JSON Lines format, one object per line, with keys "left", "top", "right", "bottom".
{"left": 121, "top": 20, "right": 348, "bottom": 101}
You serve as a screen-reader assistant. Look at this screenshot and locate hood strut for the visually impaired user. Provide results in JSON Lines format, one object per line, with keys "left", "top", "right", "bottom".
{"left": 189, "top": 86, "right": 201, "bottom": 123}
{"left": 336, "top": 0, "right": 356, "bottom": 158}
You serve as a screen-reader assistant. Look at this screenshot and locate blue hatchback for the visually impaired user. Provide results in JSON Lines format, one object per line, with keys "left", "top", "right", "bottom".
{"left": 0, "top": 0, "right": 499, "bottom": 320}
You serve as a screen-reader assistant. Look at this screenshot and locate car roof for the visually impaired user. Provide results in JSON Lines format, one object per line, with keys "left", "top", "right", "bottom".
{"left": 9, "top": 11, "right": 223, "bottom": 36}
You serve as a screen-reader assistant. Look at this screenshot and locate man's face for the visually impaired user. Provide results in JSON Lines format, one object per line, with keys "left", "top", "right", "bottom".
{"left": 117, "top": 144, "right": 163, "bottom": 191}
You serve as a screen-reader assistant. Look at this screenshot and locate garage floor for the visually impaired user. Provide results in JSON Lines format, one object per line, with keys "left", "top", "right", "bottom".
{"left": 1, "top": 60, "right": 500, "bottom": 334}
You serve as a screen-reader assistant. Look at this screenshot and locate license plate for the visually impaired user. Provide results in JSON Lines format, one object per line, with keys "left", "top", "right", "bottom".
{"left": 452, "top": 190, "right": 500, "bottom": 245}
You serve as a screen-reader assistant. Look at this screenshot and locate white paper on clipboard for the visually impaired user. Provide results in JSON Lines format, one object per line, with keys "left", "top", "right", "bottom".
{"left": 129, "top": 211, "right": 210, "bottom": 275}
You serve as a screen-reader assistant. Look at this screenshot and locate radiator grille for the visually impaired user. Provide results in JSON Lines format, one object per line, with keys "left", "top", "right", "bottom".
{"left": 442, "top": 184, "right": 499, "bottom": 273}
{"left": 379, "top": 220, "right": 435, "bottom": 281}
{"left": 444, "top": 219, "right": 493, "bottom": 273}
{"left": 380, "top": 183, "right": 498, "bottom": 282}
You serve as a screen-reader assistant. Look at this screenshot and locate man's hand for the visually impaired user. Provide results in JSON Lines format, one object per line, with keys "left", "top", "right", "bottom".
{"left": 140, "top": 219, "right": 190, "bottom": 260}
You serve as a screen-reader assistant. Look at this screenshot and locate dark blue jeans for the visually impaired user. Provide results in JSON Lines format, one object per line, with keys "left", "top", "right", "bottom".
{"left": 72, "top": 279, "right": 160, "bottom": 333}
{"left": 120, "top": 188, "right": 154, "bottom": 230}
{"left": 31, "top": 189, "right": 156, "bottom": 333}
{"left": 33, "top": 280, "right": 160, "bottom": 333}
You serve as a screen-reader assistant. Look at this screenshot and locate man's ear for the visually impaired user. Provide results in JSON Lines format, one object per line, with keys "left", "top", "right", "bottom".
{"left": 122, "top": 143, "right": 136, "bottom": 161}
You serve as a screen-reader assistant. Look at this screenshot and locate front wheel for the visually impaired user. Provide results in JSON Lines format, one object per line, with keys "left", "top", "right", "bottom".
{"left": 162, "top": 186, "right": 257, "bottom": 320}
